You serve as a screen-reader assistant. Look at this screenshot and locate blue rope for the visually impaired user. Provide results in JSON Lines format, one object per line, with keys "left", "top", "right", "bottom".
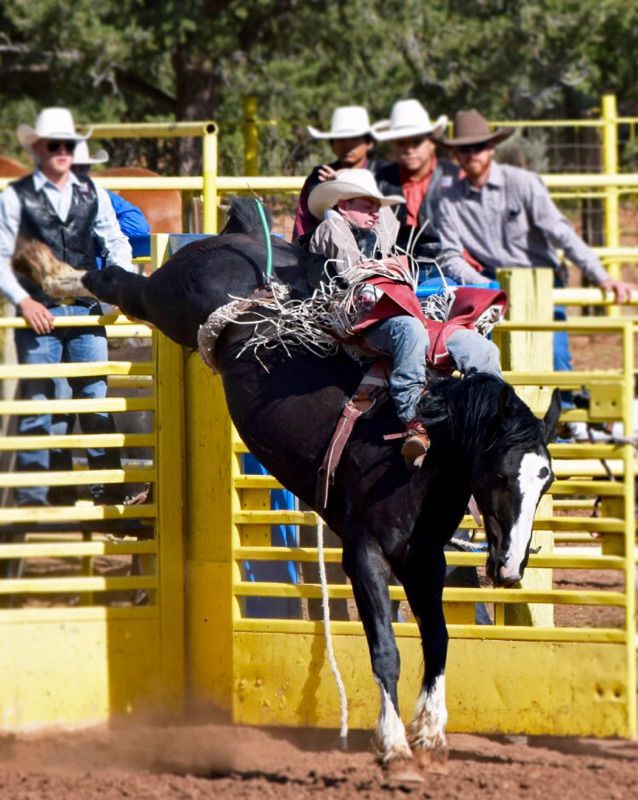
{"left": 255, "top": 199, "right": 272, "bottom": 284}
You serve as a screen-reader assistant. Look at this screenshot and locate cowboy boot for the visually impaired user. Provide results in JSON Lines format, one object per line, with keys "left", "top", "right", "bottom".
{"left": 401, "top": 420, "right": 430, "bottom": 469}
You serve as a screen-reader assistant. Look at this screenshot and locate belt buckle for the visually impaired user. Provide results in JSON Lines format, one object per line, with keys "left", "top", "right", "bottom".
{"left": 58, "top": 297, "right": 74, "bottom": 306}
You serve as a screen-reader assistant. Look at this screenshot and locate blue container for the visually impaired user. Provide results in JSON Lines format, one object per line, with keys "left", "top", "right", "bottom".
{"left": 167, "top": 233, "right": 213, "bottom": 256}
{"left": 416, "top": 276, "right": 500, "bottom": 299}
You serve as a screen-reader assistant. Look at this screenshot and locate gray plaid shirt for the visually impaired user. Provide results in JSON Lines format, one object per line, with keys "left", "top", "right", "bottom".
{"left": 438, "top": 161, "right": 609, "bottom": 285}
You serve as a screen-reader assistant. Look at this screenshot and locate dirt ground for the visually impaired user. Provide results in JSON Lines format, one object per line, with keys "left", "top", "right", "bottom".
{"left": 0, "top": 721, "right": 636, "bottom": 800}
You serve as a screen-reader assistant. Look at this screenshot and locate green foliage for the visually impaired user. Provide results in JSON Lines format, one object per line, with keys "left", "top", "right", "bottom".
{"left": 1, "top": 0, "right": 637, "bottom": 175}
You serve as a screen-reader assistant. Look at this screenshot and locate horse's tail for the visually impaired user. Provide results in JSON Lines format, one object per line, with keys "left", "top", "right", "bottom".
{"left": 11, "top": 241, "right": 149, "bottom": 322}
{"left": 220, "top": 196, "right": 273, "bottom": 235}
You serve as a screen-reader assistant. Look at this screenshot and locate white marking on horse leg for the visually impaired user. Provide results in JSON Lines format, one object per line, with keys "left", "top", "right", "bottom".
{"left": 374, "top": 679, "right": 412, "bottom": 763}
{"left": 505, "top": 452, "right": 551, "bottom": 574}
{"left": 408, "top": 675, "right": 448, "bottom": 751}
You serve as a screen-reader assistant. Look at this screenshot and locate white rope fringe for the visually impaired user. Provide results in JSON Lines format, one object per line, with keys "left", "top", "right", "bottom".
{"left": 316, "top": 516, "right": 349, "bottom": 744}
{"left": 196, "top": 249, "right": 503, "bottom": 372}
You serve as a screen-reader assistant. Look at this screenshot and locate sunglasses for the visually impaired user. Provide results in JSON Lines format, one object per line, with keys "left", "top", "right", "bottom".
{"left": 46, "top": 140, "right": 77, "bottom": 154}
{"left": 455, "top": 141, "right": 491, "bottom": 155}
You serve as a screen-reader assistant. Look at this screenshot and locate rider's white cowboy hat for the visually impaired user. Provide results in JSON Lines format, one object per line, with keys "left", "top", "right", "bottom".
{"left": 371, "top": 99, "right": 447, "bottom": 142}
{"left": 308, "top": 168, "right": 404, "bottom": 219}
{"left": 307, "top": 106, "right": 372, "bottom": 139}
{"left": 17, "top": 107, "right": 92, "bottom": 150}
{"left": 73, "top": 140, "right": 109, "bottom": 165}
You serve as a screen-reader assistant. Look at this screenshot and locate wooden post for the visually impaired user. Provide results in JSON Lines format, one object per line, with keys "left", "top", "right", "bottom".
{"left": 496, "top": 268, "right": 555, "bottom": 627}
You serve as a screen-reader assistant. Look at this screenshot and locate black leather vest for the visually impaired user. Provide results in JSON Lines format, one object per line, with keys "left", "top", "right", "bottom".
{"left": 12, "top": 174, "right": 99, "bottom": 307}
{"left": 376, "top": 159, "right": 459, "bottom": 261}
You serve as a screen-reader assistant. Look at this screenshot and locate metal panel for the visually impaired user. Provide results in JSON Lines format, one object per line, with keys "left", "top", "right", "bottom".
{"left": 0, "top": 611, "right": 161, "bottom": 730}
{"left": 231, "top": 633, "right": 631, "bottom": 737}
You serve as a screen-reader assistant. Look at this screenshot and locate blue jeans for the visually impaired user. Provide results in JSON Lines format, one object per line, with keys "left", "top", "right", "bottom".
{"left": 14, "top": 302, "right": 121, "bottom": 506}
{"left": 553, "top": 306, "right": 572, "bottom": 372}
{"left": 364, "top": 316, "right": 501, "bottom": 424}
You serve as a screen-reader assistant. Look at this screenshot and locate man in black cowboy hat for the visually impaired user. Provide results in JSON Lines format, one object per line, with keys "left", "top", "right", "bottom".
{"left": 437, "top": 108, "right": 634, "bottom": 304}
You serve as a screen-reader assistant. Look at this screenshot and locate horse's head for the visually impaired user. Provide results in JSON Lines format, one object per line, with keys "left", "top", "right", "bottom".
{"left": 471, "top": 384, "right": 561, "bottom": 587}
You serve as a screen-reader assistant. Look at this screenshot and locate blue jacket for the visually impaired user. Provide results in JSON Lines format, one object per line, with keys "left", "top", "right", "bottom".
{"left": 107, "top": 191, "right": 150, "bottom": 258}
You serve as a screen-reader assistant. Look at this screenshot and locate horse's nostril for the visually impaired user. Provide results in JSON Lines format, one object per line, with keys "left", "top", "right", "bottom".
{"left": 498, "top": 563, "right": 521, "bottom": 587}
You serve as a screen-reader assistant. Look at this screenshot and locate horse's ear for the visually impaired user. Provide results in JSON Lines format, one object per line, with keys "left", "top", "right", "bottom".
{"left": 542, "top": 388, "right": 562, "bottom": 443}
{"left": 498, "top": 383, "right": 515, "bottom": 417}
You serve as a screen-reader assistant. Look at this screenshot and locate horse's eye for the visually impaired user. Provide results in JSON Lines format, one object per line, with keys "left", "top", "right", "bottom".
{"left": 538, "top": 466, "right": 550, "bottom": 479}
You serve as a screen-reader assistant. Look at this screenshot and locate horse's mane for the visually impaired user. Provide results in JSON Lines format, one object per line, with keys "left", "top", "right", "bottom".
{"left": 419, "top": 373, "right": 542, "bottom": 459}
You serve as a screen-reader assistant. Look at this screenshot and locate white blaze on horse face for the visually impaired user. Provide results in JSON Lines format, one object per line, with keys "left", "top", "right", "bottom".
{"left": 505, "top": 452, "right": 551, "bottom": 572}
{"left": 374, "top": 678, "right": 412, "bottom": 762}
{"left": 408, "top": 675, "right": 447, "bottom": 751}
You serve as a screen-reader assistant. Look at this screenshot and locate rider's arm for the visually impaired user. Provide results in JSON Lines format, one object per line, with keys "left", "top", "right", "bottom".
{"left": 309, "top": 214, "right": 364, "bottom": 274}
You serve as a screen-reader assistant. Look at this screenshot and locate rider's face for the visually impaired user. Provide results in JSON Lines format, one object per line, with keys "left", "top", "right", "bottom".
{"left": 338, "top": 196, "right": 381, "bottom": 229}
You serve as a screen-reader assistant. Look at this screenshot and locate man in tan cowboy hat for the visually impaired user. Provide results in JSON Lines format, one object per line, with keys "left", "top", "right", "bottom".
{"left": 0, "top": 106, "right": 135, "bottom": 507}
{"left": 373, "top": 99, "right": 458, "bottom": 272}
{"left": 293, "top": 106, "right": 386, "bottom": 245}
{"left": 438, "top": 108, "right": 634, "bottom": 302}
{"left": 438, "top": 107, "right": 636, "bottom": 385}
{"left": 308, "top": 169, "right": 502, "bottom": 467}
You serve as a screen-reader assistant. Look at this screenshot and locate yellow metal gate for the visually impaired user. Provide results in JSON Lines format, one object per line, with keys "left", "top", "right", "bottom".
{"left": 0, "top": 245, "right": 185, "bottom": 730}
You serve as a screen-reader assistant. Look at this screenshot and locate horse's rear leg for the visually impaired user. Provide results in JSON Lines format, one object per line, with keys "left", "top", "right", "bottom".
{"left": 342, "top": 540, "right": 412, "bottom": 767}
{"left": 83, "top": 266, "right": 149, "bottom": 322}
{"left": 397, "top": 542, "right": 449, "bottom": 771}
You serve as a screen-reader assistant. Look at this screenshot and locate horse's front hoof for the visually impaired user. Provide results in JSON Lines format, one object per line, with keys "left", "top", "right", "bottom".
{"left": 383, "top": 757, "right": 425, "bottom": 786}
{"left": 413, "top": 746, "right": 448, "bottom": 775}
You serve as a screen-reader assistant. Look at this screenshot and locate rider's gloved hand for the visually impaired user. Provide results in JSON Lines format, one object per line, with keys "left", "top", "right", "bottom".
{"left": 354, "top": 283, "right": 383, "bottom": 313}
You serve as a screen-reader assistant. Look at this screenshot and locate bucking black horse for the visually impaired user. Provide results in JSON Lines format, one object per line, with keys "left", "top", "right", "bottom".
{"left": 15, "top": 201, "right": 561, "bottom": 773}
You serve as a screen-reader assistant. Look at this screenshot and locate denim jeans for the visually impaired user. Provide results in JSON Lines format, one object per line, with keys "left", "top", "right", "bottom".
{"left": 553, "top": 306, "right": 573, "bottom": 372}
{"left": 363, "top": 316, "right": 502, "bottom": 425}
{"left": 14, "top": 302, "right": 121, "bottom": 506}
{"left": 364, "top": 316, "right": 429, "bottom": 424}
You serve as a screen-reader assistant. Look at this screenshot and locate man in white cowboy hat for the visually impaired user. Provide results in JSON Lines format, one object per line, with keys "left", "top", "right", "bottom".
{"left": 437, "top": 108, "right": 636, "bottom": 380}
{"left": 293, "top": 105, "right": 386, "bottom": 245}
{"left": 308, "top": 169, "right": 502, "bottom": 467}
{"left": 72, "top": 140, "right": 150, "bottom": 257}
{"left": 373, "top": 99, "right": 458, "bottom": 271}
{"left": 0, "top": 106, "right": 135, "bottom": 507}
